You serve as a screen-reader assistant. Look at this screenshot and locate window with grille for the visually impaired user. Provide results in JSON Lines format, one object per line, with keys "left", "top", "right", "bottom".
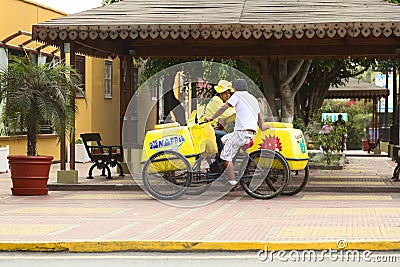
{"left": 104, "top": 60, "right": 112, "bottom": 99}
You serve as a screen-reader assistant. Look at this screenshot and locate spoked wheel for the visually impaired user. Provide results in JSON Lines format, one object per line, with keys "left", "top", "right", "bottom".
{"left": 282, "top": 164, "right": 309, "bottom": 196}
{"left": 185, "top": 156, "right": 212, "bottom": 195}
{"left": 239, "top": 149, "right": 289, "bottom": 199}
{"left": 142, "top": 150, "right": 192, "bottom": 200}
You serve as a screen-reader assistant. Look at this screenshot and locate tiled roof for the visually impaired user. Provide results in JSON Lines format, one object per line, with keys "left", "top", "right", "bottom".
{"left": 34, "top": 0, "right": 400, "bottom": 41}
{"left": 327, "top": 78, "right": 389, "bottom": 99}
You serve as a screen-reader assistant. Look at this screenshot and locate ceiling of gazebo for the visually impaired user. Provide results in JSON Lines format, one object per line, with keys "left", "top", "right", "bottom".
{"left": 32, "top": 0, "right": 400, "bottom": 59}
{"left": 327, "top": 77, "right": 389, "bottom": 99}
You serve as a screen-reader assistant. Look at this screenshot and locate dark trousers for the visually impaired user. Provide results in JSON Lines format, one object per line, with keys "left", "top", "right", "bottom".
{"left": 214, "top": 129, "right": 227, "bottom": 153}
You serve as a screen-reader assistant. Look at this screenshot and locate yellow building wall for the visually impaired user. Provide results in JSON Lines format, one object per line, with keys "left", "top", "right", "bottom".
{"left": 0, "top": 135, "right": 60, "bottom": 159}
{"left": 0, "top": 0, "right": 64, "bottom": 159}
{"left": 1, "top": 0, "right": 122, "bottom": 159}
{"left": 75, "top": 57, "right": 121, "bottom": 146}
{"left": 0, "top": 0, "right": 65, "bottom": 40}
{"left": 75, "top": 56, "right": 93, "bottom": 142}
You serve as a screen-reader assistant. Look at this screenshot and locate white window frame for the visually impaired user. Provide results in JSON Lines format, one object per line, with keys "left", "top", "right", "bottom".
{"left": 104, "top": 59, "right": 112, "bottom": 99}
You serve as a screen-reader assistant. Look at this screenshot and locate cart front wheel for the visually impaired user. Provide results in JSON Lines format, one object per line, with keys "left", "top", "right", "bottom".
{"left": 239, "top": 149, "right": 289, "bottom": 199}
{"left": 142, "top": 150, "right": 192, "bottom": 200}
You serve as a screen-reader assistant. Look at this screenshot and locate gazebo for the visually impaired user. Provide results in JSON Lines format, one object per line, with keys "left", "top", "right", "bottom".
{"left": 327, "top": 77, "right": 390, "bottom": 148}
{"left": 327, "top": 78, "right": 390, "bottom": 100}
{"left": 31, "top": 0, "right": 400, "bottom": 166}
{"left": 33, "top": 0, "right": 400, "bottom": 58}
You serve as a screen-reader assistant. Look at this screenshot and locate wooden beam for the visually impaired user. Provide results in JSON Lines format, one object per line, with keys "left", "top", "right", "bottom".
{"left": 125, "top": 36, "right": 400, "bottom": 58}
{"left": 1, "top": 30, "right": 31, "bottom": 43}
{"left": 37, "top": 32, "right": 400, "bottom": 59}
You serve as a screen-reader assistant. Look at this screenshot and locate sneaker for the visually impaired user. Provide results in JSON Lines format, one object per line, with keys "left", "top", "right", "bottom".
{"left": 228, "top": 180, "right": 238, "bottom": 186}
{"left": 219, "top": 181, "right": 238, "bottom": 192}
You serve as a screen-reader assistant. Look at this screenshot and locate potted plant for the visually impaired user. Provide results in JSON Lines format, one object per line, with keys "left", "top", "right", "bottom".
{"left": 0, "top": 55, "right": 83, "bottom": 195}
{"left": 353, "top": 112, "right": 372, "bottom": 151}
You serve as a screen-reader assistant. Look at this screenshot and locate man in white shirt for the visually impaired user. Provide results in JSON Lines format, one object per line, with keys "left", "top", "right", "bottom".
{"left": 205, "top": 79, "right": 269, "bottom": 186}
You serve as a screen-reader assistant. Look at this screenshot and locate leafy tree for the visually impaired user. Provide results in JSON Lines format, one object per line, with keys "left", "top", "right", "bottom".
{"left": 316, "top": 99, "right": 373, "bottom": 149}
{"left": 295, "top": 58, "right": 373, "bottom": 126}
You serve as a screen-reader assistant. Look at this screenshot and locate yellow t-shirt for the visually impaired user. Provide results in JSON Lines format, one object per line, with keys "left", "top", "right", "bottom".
{"left": 201, "top": 96, "right": 235, "bottom": 129}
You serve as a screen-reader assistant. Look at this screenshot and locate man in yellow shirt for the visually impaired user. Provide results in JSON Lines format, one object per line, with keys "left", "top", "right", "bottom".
{"left": 201, "top": 80, "right": 235, "bottom": 152}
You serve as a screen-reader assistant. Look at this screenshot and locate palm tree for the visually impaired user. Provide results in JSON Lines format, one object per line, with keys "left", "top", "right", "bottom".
{"left": 353, "top": 112, "right": 372, "bottom": 139}
{"left": 0, "top": 56, "right": 84, "bottom": 156}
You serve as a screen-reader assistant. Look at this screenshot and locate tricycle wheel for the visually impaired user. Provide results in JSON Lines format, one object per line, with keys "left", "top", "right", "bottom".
{"left": 185, "top": 156, "right": 212, "bottom": 195}
{"left": 142, "top": 150, "right": 192, "bottom": 200}
{"left": 239, "top": 149, "right": 289, "bottom": 199}
{"left": 282, "top": 164, "right": 309, "bottom": 196}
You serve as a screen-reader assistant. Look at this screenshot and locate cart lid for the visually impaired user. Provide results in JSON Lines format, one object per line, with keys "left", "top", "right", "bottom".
{"left": 154, "top": 122, "right": 180, "bottom": 129}
{"left": 264, "top": 122, "right": 293, "bottom": 128}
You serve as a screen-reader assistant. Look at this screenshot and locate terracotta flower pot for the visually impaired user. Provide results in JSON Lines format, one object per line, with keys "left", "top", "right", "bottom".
{"left": 361, "top": 140, "right": 370, "bottom": 151}
{"left": 7, "top": 155, "right": 53, "bottom": 196}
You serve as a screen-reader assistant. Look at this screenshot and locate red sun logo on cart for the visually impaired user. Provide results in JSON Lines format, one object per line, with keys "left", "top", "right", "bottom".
{"left": 258, "top": 135, "right": 283, "bottom": 151}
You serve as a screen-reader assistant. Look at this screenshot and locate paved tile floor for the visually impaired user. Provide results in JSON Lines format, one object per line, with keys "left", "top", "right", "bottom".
{"left": 0, "top": 152, "right": 399, "bottom": 244}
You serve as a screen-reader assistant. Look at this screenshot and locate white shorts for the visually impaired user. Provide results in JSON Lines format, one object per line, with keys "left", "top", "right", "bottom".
{"left": 220, "top": 131, "right": 255, "bottom": 161}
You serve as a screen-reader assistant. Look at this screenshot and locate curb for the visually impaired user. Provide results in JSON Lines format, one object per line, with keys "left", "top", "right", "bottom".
{"left": 47, "top": 183, "right": 141, "bottom": 191}
{"left": 346, "top": 154, "right": 388, "bottom": 158}
{"left": 303, "top": 186, "right": 400, "bottom": 193}
{"left": 48, "top": 183, "right": 400, "bottom": 193}
{"left": 0, "top": 240, "right": 400, "bottom": 253}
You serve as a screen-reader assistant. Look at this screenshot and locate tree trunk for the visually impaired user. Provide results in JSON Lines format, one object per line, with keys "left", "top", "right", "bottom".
{"left": 278, "top": 59, "right": 312, "bottom": 123}
{"left": 260, "top": 59, "right": 279, "bottom": 119}
{"left": 280, "top": 84, "right": 295, "bottom": 123}
{"left": 27, "top": 117, "right": 37, "bottom": 156}
{"left": 295, "top": 60, "right": 345, "bottom": 125}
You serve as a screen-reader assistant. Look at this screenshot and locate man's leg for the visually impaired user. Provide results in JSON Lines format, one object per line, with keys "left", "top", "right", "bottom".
{"left": 223, "top": 160, "right": 236, "bottom": 183}
{"left": 220, "top": 132, "right": 243, "bottom": 186}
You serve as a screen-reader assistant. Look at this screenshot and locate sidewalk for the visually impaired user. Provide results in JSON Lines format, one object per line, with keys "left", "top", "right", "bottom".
{"left": 0, "top": 152, "right": 399, "bottom": 252}
{"left": 46, "top": 150, "right": 400, "bottom": 193}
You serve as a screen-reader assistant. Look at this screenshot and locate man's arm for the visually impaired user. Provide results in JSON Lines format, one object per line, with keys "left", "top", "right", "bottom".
{"left": 258, "top": 99, "right": 270, "bottom": 131}
{"left": 205, "top": 103, "right": 231, "bottom": 122}
{"left": 258, "top": 112, "right": 270, "bottom": 131}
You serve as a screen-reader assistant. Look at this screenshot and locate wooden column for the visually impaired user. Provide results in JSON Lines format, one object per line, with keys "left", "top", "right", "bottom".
{"left": 60, "top": 45, "right": 66, "bottom": 170}
{"left": 69, "top": 43, "right": 76, "bottom": 170}
{"left": 120, "top": 56, "right": 130, "bottom": 161}
{"left": 384, "top": 69, "right": 389, "bottom": 126}
{"left": 393, "top": 68, "right": 399, "bottom": 145}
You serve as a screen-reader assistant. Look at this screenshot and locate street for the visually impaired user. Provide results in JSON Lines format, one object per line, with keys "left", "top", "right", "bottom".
{"left": 0, "top": 251, "right": 398, "bottom": 267}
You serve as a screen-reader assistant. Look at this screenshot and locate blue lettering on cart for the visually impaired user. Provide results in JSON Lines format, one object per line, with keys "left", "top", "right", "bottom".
{"left": 150, "top": 135, "right": 185, "bottom": 151}
{"left": 299, "top": 138, "right": 307, "bottom": 154}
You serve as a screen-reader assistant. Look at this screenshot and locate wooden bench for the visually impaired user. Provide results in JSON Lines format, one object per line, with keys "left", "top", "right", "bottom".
{"left": 80, "top": 133, "right": 124, "bottom": 179}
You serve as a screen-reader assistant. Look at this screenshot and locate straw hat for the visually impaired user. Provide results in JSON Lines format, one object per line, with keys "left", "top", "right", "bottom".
{"left": 214, "top": 80, "right": 234, "bottom": 93}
